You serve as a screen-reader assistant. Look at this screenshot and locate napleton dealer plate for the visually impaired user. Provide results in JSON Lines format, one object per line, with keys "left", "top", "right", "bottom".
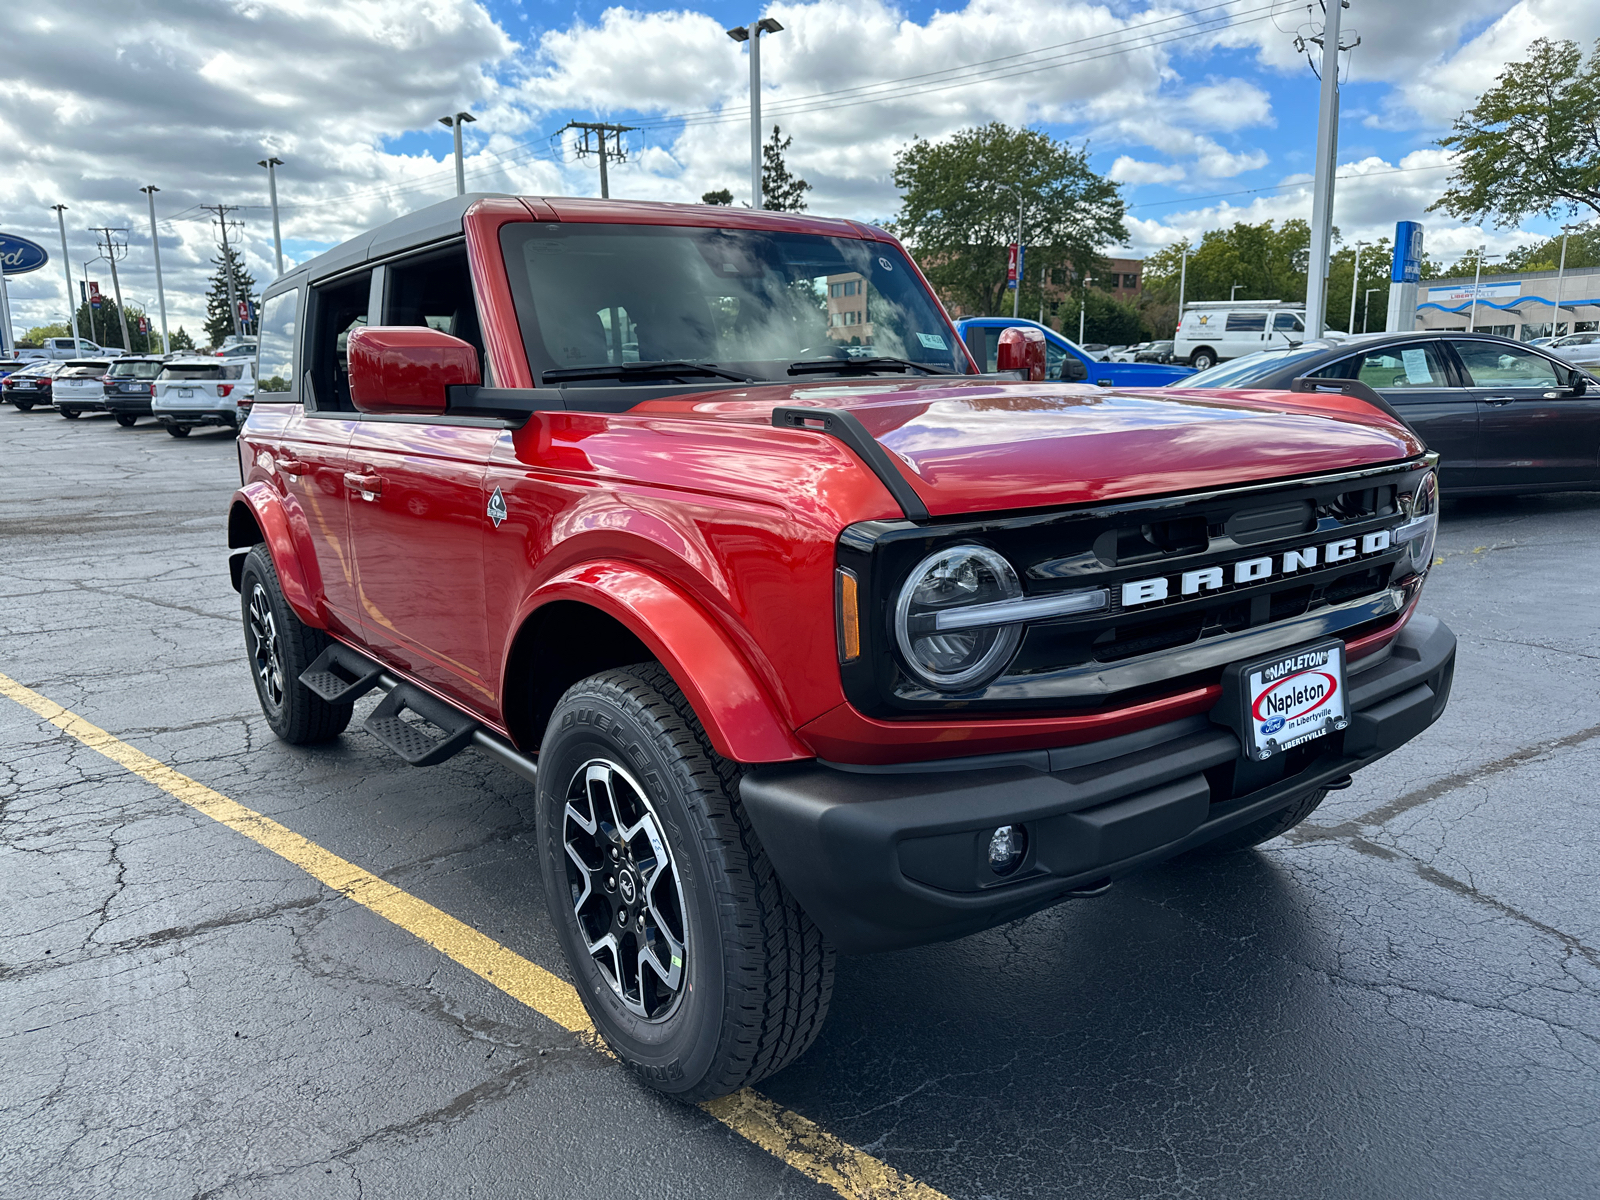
{"left": 1236, "top": 640, "right": 1348, "bottom": 761}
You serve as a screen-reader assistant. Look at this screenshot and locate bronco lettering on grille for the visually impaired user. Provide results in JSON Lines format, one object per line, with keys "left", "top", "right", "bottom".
{"left": 1119, "top": 529, "right": 1393, "bottom": 608}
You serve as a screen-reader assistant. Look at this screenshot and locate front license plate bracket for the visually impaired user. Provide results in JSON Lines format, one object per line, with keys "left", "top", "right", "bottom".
{"left": 1214, "top": 638, "right": 1348, "bottom": 762}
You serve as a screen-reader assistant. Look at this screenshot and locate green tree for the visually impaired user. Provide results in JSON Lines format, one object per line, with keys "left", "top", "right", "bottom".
{"left": 22, "top": 322, "right": 69, "bottom": 345}
{"left": 1432, "top": 38, "right": 1600, "bottom": 227}
{"left": 1326, "top": 238, "right": 1393, "bottom": 335}
{"left": 1503, "top": 225, "right": 1600, "bottom": 271}
{"left": 761, "top": 126, "right": 812, "bottom": 212}
{"left": 204, "top": 250, "right": 257, "bottom": 349}
{"left": 73, "top": 298, "right": 155, "bottom": 352}
{"left": 1056, "top": 290, "right": 1148, "bottom": 345}
{"left": 701, "top": 188, "right": 734, "bottom": 206}
{"left": 891, "top": 123, "right": 1126, "bottom": 318}
{"left": 170, "top": 326, "right": 196, "bottom": 352}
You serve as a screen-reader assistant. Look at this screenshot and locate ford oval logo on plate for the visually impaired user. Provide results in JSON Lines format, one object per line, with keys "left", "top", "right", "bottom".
{"left": 0, "top": 233, "right": 50, "bottom": 276}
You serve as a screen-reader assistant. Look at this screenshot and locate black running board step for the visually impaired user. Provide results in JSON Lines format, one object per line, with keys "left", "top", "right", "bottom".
{"left": 362, "top": 683, "right": 479, "bottom": 767}
{"left": 300, "top": 643, "right": 384, "bottom": 705}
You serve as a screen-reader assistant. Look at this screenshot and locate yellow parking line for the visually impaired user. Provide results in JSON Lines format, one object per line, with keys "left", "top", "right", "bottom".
{"left": 0, "top": 672, "right": 949, "bottom": 1200}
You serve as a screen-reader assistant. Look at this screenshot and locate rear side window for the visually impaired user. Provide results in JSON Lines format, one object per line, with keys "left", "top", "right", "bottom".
{"left": 1323, "top": 342, "right": 1452, "bottom": 389}
{"left": 108, "top": 361, "right": 163, "bottom": 379}
{"left": 307, "top": 272, "right": 371, "bottom": 411}
{"left": 1225, "top": 313, "right": 1267, "bottom": 332}
{"left": 256, "top": 288, "right": 299, "bottom": 400}
{"left": 59, "top": 364, "right": 108, "bottom": 378}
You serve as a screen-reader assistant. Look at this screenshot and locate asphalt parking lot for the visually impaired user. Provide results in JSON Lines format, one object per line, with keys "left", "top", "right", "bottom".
{"left": 2, "top": 405, "right": 1598, "bottom": 1200}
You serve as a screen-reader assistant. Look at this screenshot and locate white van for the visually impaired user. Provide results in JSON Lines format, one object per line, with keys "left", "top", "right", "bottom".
{"left": 1174, "top": 302, "right": 1343, "bottom": 371}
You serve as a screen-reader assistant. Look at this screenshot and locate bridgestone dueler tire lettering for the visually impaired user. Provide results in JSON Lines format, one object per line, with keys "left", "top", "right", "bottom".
{"left": 1195, "top": 786, "right": 1329, "bottom": 853}
{"left": 536, "top": 664, "right": 834, "bottom": 1101}
{"left": 238, "top": 545, "right": 353, "bottom": 745}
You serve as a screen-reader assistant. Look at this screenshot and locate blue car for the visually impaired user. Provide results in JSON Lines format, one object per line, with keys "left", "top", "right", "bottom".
{"left": 955, "top": 317, "right": 1195, "bottom": 386}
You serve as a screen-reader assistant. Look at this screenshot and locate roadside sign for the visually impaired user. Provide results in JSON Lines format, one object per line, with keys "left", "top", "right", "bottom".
{"left": 1392, "top": 221, "right": 1424, "bottom": 284}
{"left": 1007, "top": 243, "right": 1025, "bottom": 290}
{"left": 89, "top": 282, "right": 102, "bottom": 309}
{"left": 138, "top": 316, "right": 149, "bottom": 334}
{"left": 0, "top": 233, "right": 50, "bottom": 275}
{"left": 237, "top": 298, "right": 253, "bottom": 323}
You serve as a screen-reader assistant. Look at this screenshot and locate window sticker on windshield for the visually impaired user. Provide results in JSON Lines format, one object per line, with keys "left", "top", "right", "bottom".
{"left": 916, "top": 332, "right": 947, "bottom": 350}
{"left": 878, "top": 257, "right": 894, "bottom": 271}
{"left": 1401, "top": 347, "right": 1432, "bottom": 384}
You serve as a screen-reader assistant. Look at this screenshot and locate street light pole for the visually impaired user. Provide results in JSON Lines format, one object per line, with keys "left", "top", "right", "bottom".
{"left": 257, "top": 158, "right": 285, "bottom": 276}
{"left": 1230, "top": 283, "right": 1243, "bottom": 300}
{"left": 139, "top": 187, "right": 170, "bottom": 354}
{"left": 1363, "top": 287, "right": 1378, "bottom": 333}
{"left": 726, "top": 18, "right": 784, "bottom": 209}
{"left": 1553, "top": 222, "right": 1583, "bottom": 338}
{"left": 1346, "top": 240, "right": 1366, "bottom": 335}
{"left": 1304, "top": 0, "right": 1345, "bottom": 338}
{"left": 1177, "top": 244, "right": 1189, "bottom": 321}
{"left": 1467, "top": 248, "right": 1501, "bottom": 332}
{"left": 50, "top": 204, "right": 81, "bottom": 348}
{"left": 1013, "top": 193, "right": 1025, "bottom": 319}
{"left": 438, "top": 113, "right": 477, "bottom": 196}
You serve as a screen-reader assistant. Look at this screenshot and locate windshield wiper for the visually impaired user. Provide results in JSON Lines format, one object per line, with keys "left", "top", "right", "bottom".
{"left": 786, "top": 356, "right": 956, "bottom": 377}
{"left": 541, "top": 361, "right": 758, "bottom": 385}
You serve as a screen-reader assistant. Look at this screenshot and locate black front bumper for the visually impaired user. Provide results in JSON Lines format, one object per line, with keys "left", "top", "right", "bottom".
{"left": 741, "top": 616, "right": 1456, "bottom": 954}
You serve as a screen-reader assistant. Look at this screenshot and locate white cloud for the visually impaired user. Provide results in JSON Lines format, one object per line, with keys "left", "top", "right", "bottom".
{"left": 1111, "top": 157, "right": 1188, "bottom": 185}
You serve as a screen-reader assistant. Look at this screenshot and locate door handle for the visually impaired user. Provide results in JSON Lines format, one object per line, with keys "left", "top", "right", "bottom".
{"left": 343, "top": 471, "right": 384, "bottom": 497}
{"left": 1482, "top": 396, "right": 1516, "bottom": 406}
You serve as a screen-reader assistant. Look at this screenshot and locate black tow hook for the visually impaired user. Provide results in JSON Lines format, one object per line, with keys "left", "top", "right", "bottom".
{"left": 1065, "top": 877, "right": 1113, "bottom": 898}
{"left": 1326, "top": 775, "right": 1355, "bottom": 791}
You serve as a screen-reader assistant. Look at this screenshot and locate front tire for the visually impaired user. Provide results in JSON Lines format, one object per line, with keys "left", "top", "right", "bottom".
{"left": 238, "top": 545, "right": 353, "bottom": 744}
{"left": 537, "top": 664, "right": 834, "bottom": 1101}
{"left": 1194, "top": 787, "right": 1328, "bottom": 854}
{"left": 115, "top": 413, "right": 138, "bottom": 427}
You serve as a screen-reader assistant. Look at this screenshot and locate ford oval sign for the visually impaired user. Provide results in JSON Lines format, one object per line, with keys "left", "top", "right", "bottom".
{"left": 0, "top": 233, "right": 49, "bottom": 276}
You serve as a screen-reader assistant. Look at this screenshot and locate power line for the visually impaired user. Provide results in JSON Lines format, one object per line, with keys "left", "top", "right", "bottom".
{"left": 1127, "top": 162, "right": 1456, "bottom": 211}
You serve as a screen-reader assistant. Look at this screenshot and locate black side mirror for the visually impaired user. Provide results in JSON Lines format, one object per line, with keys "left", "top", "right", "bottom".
{"left": 1059, "top": 356, "right": 1089, "bottom": 382}
{"left": 1572, "top": 373, "right": 1589, "bottom": 396}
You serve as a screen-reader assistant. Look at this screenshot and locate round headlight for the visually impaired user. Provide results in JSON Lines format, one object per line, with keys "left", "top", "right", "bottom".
{"left": 1400, "top": 469, "right": 1438, "bottom": 575}
{"left": 893, "top": 545, "right": 1023, "bottom": 691}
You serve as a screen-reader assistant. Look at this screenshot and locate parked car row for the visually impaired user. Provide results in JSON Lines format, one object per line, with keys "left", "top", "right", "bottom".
{"left": 2, "top": 353, "right": 256, "bottom": 436}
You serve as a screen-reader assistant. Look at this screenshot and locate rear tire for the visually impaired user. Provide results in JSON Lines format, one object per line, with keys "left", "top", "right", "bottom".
{"left": 1194, "top": 787, "right": 1328, "bottom": 854}
{"left": 1189, "top": 348, "right": 1217, "bottom": 371}
{"left": 115, "top": 413, "right": 138, "bottom": 427}
{"left": 537, "top": 664, "right": 834, "bottom": 1101}
{"left": 238, "top": 545, "right": 353, "bottom": 744}
{"left": 166, "top": 424, "right": 190, "bottom": 438}
{"left": 60, "top": 408, "right": 80, "bottom": 420}
{"left": 13, "top": 400, "right": 33, "bottom": 412}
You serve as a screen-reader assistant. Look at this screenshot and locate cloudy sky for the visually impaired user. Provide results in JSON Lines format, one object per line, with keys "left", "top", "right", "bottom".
{"left": 3, "top": 0, "right": 1597, "bottom": 339}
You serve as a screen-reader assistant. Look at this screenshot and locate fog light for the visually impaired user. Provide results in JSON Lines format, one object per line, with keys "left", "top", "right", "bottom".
{"left": 988, "top": 824, "right": 1027, "bottom": 875}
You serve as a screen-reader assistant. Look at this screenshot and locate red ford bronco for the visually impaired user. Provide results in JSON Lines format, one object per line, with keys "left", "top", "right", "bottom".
{"left": 228, "top": 195, "right": 1454, "bottom": 1100}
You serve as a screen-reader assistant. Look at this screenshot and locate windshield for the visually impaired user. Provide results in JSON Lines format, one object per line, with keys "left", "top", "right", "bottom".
{"left": 1181, "top": 346, "right": 1334, "bottom": 387}
{"left": 501, "top": 223, "right": 964, "bottom": 384}
{"left": 60, "top": 364, "right": 109, "bottom": 378}
{"left": 108, "top": 361, "right": 164, "bottom": 379}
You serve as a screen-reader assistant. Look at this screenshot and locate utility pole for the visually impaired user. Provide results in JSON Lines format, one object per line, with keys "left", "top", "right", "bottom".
{"left": 1553, "top": 222, "right": 1583, "bottom": 338}
{"left": 438, "top": 113, "right": 476, "bottom": 196}
{"left": 257, "top": 158, "right": 285, "bottom": 276}
{"left": 1467, "top": 248, "right": 1501, "bottom": 332}
{"left": 1013, "top": 194, "right": 1025, "bottom": 318}
{"left": 89, "top": 227, "right": 133, "bottom": 351}
{"left": 1177, "top": 244, "right": 1189, "bottom": 323}
{"left": 562, "top": 122, "right": 636, "bottom": 200}
{"left": 1346, "top": 240, "right": 1366, "bottom": 335}
{"left": 0, "top": 257, "right": 13, "bottom": 357}
{"left": 200, "top": 205, "right": 244, "bottom": 339}
{"left": 139, "top": 187, "right": 170, "bottom": 354}
{"left": 1304, "top": 0, "right": 1353, "bottom": 339}
{"left": 726, "top": 18, "right": 784, "bottom": 209}
{"left": 50, "top": 205, "right": 82, "bottom": 348}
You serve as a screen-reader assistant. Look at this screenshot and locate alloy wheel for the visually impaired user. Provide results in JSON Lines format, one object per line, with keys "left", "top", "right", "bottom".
{"left": 247, "top": 583, "right": 285, "bottom": 709}
{"left": 562, "top": 759, "right": 688, "bottom": 1020}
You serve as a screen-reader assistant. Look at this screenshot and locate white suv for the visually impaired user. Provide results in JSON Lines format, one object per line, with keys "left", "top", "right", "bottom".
{"left": 151, "top": 357, "right": 255, "bottom": 438}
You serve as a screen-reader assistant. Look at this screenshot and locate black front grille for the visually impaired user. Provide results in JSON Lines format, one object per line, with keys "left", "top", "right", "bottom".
{"left": 837, "top": 459, "right": 1430, "bottom": 717}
